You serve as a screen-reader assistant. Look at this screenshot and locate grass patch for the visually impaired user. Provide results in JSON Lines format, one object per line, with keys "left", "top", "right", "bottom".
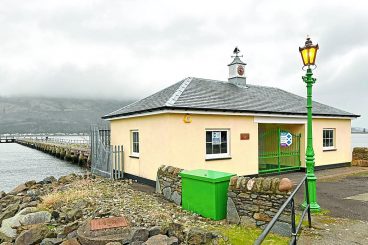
{"left": 210, "top": 225, "right": 289, "bottom": 245}
{"left": 38, "top": 188, "right": 91, "bottom": 210}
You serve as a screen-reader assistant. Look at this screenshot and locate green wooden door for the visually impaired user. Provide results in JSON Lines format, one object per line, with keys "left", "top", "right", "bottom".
{"left": 258, "top": 128, "right": 301, "bottom": 174}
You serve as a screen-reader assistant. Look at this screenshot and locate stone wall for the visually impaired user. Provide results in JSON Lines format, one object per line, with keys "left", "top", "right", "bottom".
{"left": 352, "top": 147, "right": 368, "bottom": 167}
{"left": 156, "top": 165, "right": 183, "bottom": 206}
{"left": 227, "top": 176, "right": 292, "bottom": 227}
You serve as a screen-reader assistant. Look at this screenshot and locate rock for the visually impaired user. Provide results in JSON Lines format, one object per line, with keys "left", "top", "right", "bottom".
{"left": 278, "top": 178, "right": 293, "bottom": 192}
{"left": 155, "top": 176, "right": 161, "bottom": 194}
{"left": 262, "top": 178, "right": 272, "bottom": 192}
{"left": 166, "top": 223, "right": 185, "bottom": 242}
{"left": 0, "top": 191, "right": 5, "bottom": 199}
{"left": 77, "top": 220, "right": 131, "bottom": 245}
{"left": 63, "top": 221, "right": 80, "bottom": 235}
{"left": 148, "top": 226, "right": 161, "bottom": 237}
{"left": 145, "top": 234, "right": 178, "bottom": 245}
{"left": 0, "top": 203, "right": 19, "bottom": 224}
{"left": 270, "top": 221, "right": 291, "bottom": 237}
{"left": 51, "top": 210, "right": 60, "bottom": 220}
{"left": 0, "top": 230, "right": 12, "bottom": 243}
{"left": 41, "top": 238, "right": 64, "bottom": 245}
{"left": 170, "top": 191, "right": 181, "bottom": 206}
{"left": 67, "top": 209, "right": 83, "bottom": 221}
{"left": 42, "top": 176, "right": 57, "bottom": 184}
{"left": 130, "top": 227, "right": 149, "bottom": 242}
{"left": 61, "top": 238, "right": 81, "bottom": 245}
{"left": 163, "top": 187, "right": 172, "bottom": 200}
{"left": 0, "top": 242, "right": 12, "bottom": 245}
{"left": 25, "top": 180, "right": 37, "bottom": 187}
{"left": 253, "top": 213, "right": 271, "bottom": 222}
{"left": 105, "top": 243, "right": 121, "bottom": 245}
{"left": 186, "top": 227, "right": 211, "bottom": 245}
{"left": 226, "top": 198, "right": 240, "bottom": 224}
{"left": 14, "top": 224, "right": 52, "bottom": 245}
{"left": 11, "top": 183, "right": 28, "bottom": 194}
{"left": 247, "top": 178, "right": 255, "bottom": 191}
{"left": 19, "top": 211, "right": 52, "bottom": 226}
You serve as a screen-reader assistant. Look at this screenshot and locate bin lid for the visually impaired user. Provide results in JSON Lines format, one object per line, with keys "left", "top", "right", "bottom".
{"left": 180, "top": 169, "right": 235, "bottom": 183}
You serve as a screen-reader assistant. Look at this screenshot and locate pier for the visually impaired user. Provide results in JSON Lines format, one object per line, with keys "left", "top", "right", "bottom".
{"left": 0, "top": 135, "right": 16, "bottom": 143}
{"left": 15, "top": 138, "right": 91, "bottom": 167}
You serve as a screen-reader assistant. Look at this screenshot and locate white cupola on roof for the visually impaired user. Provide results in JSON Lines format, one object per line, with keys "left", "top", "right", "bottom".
{"left": 228, "top": 47, "right": 247, "bottom": 87}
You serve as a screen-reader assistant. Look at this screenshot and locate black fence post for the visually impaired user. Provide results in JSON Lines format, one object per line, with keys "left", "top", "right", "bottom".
{"left": 305, "top": 177, "right": 312, "bottom": 228}
{"left": 290, "top": 198, "right": 297, "bottom": 245}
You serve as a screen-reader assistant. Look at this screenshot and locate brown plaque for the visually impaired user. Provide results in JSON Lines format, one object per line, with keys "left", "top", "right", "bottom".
{"left": 240, "top": 133, "right": 250, "bottom": 140}
{"left": 90, "top": 217, "right": 129, "bottom": 231}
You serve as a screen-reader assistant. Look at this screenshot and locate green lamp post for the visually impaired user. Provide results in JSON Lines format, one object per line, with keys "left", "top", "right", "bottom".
{"left": 299, "top": 36, "right": 321, "bottom": 212}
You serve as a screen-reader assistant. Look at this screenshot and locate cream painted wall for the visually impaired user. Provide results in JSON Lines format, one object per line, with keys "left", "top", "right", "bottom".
{"left": 312, "top": 118, "right": 352, "bottom": 166}
{"left": 110, "top": 113, "right": 352, "bottom": 181}
{"left": 110, "top": 113, "right": 259, "bottom": 181}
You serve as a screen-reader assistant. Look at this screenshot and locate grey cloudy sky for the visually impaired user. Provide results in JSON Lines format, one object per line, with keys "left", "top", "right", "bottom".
{"left": 0, "top": 0, "right": 367, "bottom": 127}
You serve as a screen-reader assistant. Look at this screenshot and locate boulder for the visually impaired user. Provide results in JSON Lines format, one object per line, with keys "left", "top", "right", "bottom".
{"left": 145, "top": 234, "right": 178, "bottom": 245}
{"left": 148, "top": 226, "right": 161, "bottom": 237}
{"left": 25, "top": 180, "right": 37, "bottom": 188}
{"left": 42, "top": 176, "right": 57, "bottom": 184}
{"left": 278, "top": 178, "right": 293, "bottom": 192}
{"left": 0, "top": 207, "right": 40, "bottom": 239}
{"left": 226, "top": 198, "right": 240, "bottom": 224}
{"left": 14, "top": 224, "right": 52, "bottom": 245}
{"left": 186, "top": 227, "right": 212, "bottom": 245}
{"left": 170, "top": 191, "right": 181, "bottom": 206}
{"left": 162, "top": 187, "right": 172, "bottom": 200}
{"left": 130, "top": 228, "right": 149, "bottom": 242}
{"left": 0, "top": 230, "right": 12, "bottom": 243}
{"left": 11, "top": 183, "right": 28, "bottom": 194}
{"left": 63, "top": 221, "right": 80, "bottom": 235}
{"left": 0, "top": 191, "right": 5, "bottom": 199}
{"left": 66, "top": 209, "right": 83, "bottom": 221}
{"left": 105, "top": 242, "right": 122, "bottom": 245}
{"left": 77, "top": 220, "right": 131, "bottom": 245}
{"left": 0, "top": 202, "right": 19, "bottom": 224}
{"left": 19, "top": 211, "right": 52, "bottom": 226}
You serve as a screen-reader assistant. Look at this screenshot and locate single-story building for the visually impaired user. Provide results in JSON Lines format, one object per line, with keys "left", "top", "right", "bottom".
{"left": 102, "top": 51, "right": 359, "bottom": 183}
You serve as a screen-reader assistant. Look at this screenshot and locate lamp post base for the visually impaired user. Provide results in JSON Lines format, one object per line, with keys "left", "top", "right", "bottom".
{"left": 301, "top": 174, "right": 321, "bottom": 212}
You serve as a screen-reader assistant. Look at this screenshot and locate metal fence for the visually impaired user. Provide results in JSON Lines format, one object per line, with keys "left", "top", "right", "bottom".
{"left": 90, "top": 126, "right": 123, "bottom": 179}
{"left": 254, "top": 175, "right": 311, "bottom": 245}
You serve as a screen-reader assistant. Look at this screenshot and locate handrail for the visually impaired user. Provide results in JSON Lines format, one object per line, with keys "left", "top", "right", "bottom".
{"left": 254, "top": 175, "right": 311, "bottom": 245}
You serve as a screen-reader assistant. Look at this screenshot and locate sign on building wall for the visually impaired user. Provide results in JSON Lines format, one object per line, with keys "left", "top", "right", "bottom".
{"left": 280, "top": 132, "right": 293, "bottom": 147}
{"left": 212, "top": 132, "right": 221, "bottom": 145}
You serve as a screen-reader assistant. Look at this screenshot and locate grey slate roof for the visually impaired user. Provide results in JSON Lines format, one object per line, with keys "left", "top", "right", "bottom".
{"left": 102, "top": 77, "right": 359, "bottom": 119}
{"left": 228, "top": 56, "right": 246, "bottom": 66}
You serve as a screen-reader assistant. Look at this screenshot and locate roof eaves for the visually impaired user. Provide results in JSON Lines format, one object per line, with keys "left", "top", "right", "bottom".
{"left": 102, "top": 105, "right": 360, "bottom": 120}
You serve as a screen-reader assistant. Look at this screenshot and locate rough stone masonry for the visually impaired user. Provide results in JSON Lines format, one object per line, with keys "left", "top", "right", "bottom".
{"left": 156, "top": 165, "right": 183, "bottom": 206}
{"left": 352, "top": 147, "right": 368, "bottom": 167}
{"left": 227, "top": 176, "right": 292, "bottom": 227}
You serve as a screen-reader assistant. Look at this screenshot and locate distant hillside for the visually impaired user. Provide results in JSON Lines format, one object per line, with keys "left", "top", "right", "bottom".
{"left": 0, "top": 97, "right": 132, "bottom": 134}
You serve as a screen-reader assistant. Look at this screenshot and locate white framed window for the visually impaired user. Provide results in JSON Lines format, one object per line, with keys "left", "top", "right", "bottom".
{"left": 205, "top": 129, "right": 230, "bottom": 159}
{"left": 131, "top": 130, "right": 139, "bottom": 157}
{"left": 323, "top": 128, "right": 335, "bottom": 150}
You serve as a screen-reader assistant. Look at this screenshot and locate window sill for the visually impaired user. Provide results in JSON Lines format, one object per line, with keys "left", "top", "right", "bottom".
{"left": 323, "top": 148, "right": 337, "bottom": 152}
{"left": 205, "top": 156, "right": 232, "bottom": 161}
{"left": 129, "top": 155, "right": 140, "bottom": 159}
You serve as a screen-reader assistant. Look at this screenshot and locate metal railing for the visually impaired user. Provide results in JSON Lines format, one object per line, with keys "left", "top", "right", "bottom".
{"left": 18, "top": 137, "right": 90, "bottom": 145}
{"left": 254, "top": 175, "right": 311, "bottom": 245}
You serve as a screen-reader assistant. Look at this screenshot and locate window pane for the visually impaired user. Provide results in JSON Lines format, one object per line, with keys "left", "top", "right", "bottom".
{"left": 221, "top": 143, "right": 227, "bottom": 154}
{"left": 136, "top": 132, "right": 139, "bottom": 141}
{"left": 221, "top": 131, "right": 227, "bottom": 142}
{"left": 133, "top": 143, "right": 137, "bottom": 153}
{"left": 133, "top": 132, "right": 137, "bottom": 142}
{"left": 323, "top": 139, "right": 326, "bottom": 147}
{"left": 206, "top": 143, "right": 212, "bottom": 154}
{"left": 330, "top": 130, "right": 333, "bottom": 140}
{"left": 136, "top": 142, "right": 139, "bottom": 153}
{"left": 213, "top": 144, "right": 220, "bottom": 154}
{"left": 206, "top": 131, "right": 211, "bottom": 142}
{"left": 323, "top": 130, "right": 326, "bottom": 139}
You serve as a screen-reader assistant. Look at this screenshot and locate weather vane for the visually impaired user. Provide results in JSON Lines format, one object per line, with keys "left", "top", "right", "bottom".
{"left": 232, "top": 46, "right": 243, "bottom": 58}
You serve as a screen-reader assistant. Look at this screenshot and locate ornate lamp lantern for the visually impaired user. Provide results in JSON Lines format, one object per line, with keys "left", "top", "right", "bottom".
{"left": 299, "top": 36, "right": 319, "bottom": 67}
